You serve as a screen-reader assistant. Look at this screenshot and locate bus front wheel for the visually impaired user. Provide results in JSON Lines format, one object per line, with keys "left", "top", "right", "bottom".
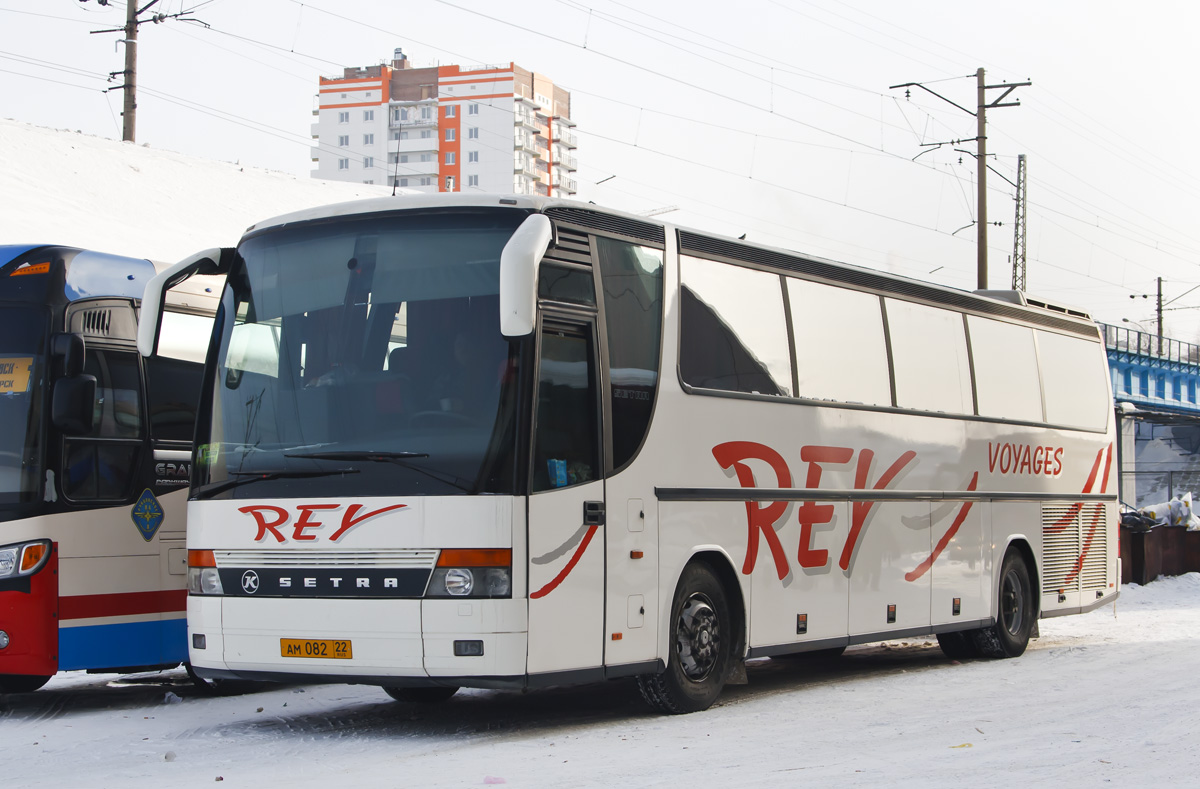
{"left": 0, "top": 674, "right": 52, "bottom": 693}
{"left": 973, "top": 549, "right": 1036, "bottom": 658}
{"left": 637, "top": 562, "right": 733, "bottom": 714}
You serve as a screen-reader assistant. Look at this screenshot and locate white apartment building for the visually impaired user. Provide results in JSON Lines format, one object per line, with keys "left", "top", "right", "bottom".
{"left": 311, "top": 49, "right": 577, "bottom": 197}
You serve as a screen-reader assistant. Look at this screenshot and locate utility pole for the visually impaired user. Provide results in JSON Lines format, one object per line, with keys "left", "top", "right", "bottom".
{"left": 87, "top": 1, "right": 201, "bottom": 143}
{"left": 891, "top": 69, "right": 1030, "bottom": 290}
{"left": 120, "top": 0, "right": 138, "bottom": 142}
{"left": 1158, "top": 276, "right": 1164, "bottom": 355}
{"left": 1011, "top": 154, "right": 1027, "bottom": 291}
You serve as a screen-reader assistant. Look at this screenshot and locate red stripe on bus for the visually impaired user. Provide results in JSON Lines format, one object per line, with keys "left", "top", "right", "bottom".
{"left": 530, "top": 524, "right": 598, "bottom": 600}
{"left": 58, "top": 590, "right": 188, "bottom": 621}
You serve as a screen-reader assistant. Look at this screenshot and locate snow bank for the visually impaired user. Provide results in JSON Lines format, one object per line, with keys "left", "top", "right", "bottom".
{"left": 0, "top": 118, "right": 390, "bottom": 262}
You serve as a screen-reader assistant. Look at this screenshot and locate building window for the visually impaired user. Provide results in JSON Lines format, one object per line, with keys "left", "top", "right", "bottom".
{"left": 420, "top": 106, "right": 431, "bottom": 119}
{"left": 338, "top": 135, "right": 349, "bottom": 147}
{"left": 400, "top": 154, "right": 409, "bottom": 163}
{"left": 363, "top": 180, "right": 373, "bottom": 184}
{"left": 364, "top": 109, "right": 374, "bottom": 121}
{"left": 400, "top": 178, "right": 408, "bottom": 187}
{"left": 390, "top": 130, "right": 400, "bottom": 141}
{"left": 446, "top": 128, "right": 456, "bottom": 142}
{"left": 420, "top": 177, "right": 431, "bottom": 186}
{"left": 363, "top": 156, "right": 374, "bottom": 169}
{"left": 420, "top": 153, "right": 432, "bottom": 163}
{"left": 446, "top": 105, "right": 457, "bottom": 118}
{"left": 420, "top": 130, "right": 432, "bottom": 139}
{"left": 400, "top": 131, "right": 409, "bottom": 140}
{"left": 469, "top": 103, "right": 479, "bottom": 115}
{"left": 399, "top": 108, "right": 408, "bottom": 121}
{"left": 468, "top": 127, "right": 479, "bottom": 139}
{"left": 338, "top": 158, "right": 349, "bottom": 170}
{"left": 363, "top": 133, "right": 374, "bottom": 145}
{"left": 338, "top": 111, "right": 349, "bottom": 123}
{"left": 468, "top": 174, "right": 479, "bottom": 187}
{"left": 468, "top": 151, "right": 479, "bottom": 163}
{"left": 446, "top": 152, "right": 455, "bottom": 165}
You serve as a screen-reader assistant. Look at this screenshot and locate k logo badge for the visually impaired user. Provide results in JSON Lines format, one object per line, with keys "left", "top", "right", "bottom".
{"left": 241, "top": 570, "right": 261, "bottom": 594}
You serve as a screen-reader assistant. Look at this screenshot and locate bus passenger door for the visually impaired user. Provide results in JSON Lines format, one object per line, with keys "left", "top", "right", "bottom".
{"left": 526, "top": 320, "right": 606, "bottom": 677}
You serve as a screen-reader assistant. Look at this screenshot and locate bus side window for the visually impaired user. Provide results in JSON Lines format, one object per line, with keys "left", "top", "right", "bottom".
{"left": 532, "top": 327, "right": 600, "bottom": 492}
{"left": 62, "top": 349, "right": 143, "bottom": 501}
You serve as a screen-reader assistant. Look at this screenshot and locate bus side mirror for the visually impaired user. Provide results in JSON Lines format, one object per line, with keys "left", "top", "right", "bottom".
{"left": 51, "top": 374, "right": 97, "bottom": 435}
{"left": 139, "top": 247, "right": 232, "bottom": 357}
{"left": 52, "top": 332, "right": 86, "bottom": 377}
{"left": 499, "top": 214, "right": 553, "bottom": 337}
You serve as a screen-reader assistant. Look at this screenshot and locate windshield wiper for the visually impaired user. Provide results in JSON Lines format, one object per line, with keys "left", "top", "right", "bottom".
{"left": 286, "top": 449, "right": 473, "bottom": 492}
{"left": 194, "top": 467, "right": 360, "bottom": 499}
{"left": 285, "top": 450, "right": 429, "bottom": 462}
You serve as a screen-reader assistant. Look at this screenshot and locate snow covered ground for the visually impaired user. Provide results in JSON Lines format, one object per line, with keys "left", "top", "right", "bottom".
{"left": 3, "top": 574, "right": 1198, "bottom": 788}
{"left": 0, "top": 118, "right": 390, "bottom": 261}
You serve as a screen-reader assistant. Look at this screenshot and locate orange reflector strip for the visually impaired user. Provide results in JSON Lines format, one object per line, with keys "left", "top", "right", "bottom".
{"left": 437, "top": 548, "right": 512, "bottom": 567}
{"left": 20, "top": 543, "right": 48, "bottom": 572}
{"left": 10, "top": 262, "right": 50, "bottom": 277}
{"left": 188, "top": 549, "right": 216, "bottom": 568}
{"left": 611, "top": 633, "right": 622, "bottom": 641}
{"left": 630, "top": 550, "right": 644, "bottom": 559}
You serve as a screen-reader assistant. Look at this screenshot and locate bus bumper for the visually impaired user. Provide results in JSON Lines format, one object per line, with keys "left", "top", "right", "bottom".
{"left": 188, "top": 595, "right": 528, "bottom": 684}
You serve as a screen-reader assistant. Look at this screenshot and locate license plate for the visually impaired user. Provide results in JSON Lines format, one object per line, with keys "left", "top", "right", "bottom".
{"left": 280, "top": 638, "right": 353, "bottom": 660}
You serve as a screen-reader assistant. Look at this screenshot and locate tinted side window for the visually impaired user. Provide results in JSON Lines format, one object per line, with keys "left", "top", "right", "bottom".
{"left": 144, "top": 355, "right": 205, "bottom": 442}
{"left": 82, "top": 350, "right": 143, "bottom": 438}
{"left": 680, "top": 256, "right": 792, "bottom": 397}
{"left": 63, "top": 349, "right": 142, "bottom": 501}
{"left": 969, "top": 316, "right": 1042, "bottom": 422}
{"left": 886, "top": 298, "right": 973, "bottom": 414}
{"left": 598, "top": 237, "right": 663, "bottom": 471}
{"left": 788, "top": 278, "right": 890, "bottom": 406}
{"left": 532, "top": 328, "right": 600, "bottom": 492}
{"left": 1037, "top": 330, "right": 1109, "bottom": 430}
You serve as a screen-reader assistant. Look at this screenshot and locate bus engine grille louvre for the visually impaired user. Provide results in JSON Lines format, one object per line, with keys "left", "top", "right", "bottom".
{"left": 544, "top": 207, "right": 665, "bottom": 245}
{"left": 1040, "top": 504, "right": 1108, "bottom": 594}
{"left": 81, "top": 308, "right": 113, "bottom": 336}
{"left": 544, "top": 227, "right": 592, "bottom": 266}
{"left": 213, "top": 549, "right": 439, "bottom": 569}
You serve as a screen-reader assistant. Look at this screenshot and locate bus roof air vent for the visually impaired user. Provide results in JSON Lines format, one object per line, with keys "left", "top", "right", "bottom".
{"left": 82, "top": 308, "right": 113, "bottom": 337}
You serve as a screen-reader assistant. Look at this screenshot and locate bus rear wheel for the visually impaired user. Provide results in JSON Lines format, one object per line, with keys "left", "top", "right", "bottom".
{"left": 383, "top": 686, "right": 459, "bottom": 703}
{"left": 0, "top": 674, "right": 52, "bottom": 693}
{"left": 973, "top": 549, "right": 1036, "bottom": 658}
{"left": 637, "top": 562, "right": 733, "bottom": 714}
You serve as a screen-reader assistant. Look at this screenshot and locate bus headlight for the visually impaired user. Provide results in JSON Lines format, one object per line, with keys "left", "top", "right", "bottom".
{"left": 0, "top": 540, "right": 52, "bottom": 578}
{"left": 426, "top": 549, "right": 511, "bottom": 599}
{"left": 187, "top": 567, "right": 224, "bottom": 595}
{"left": 186, "top": 549, "right": 223, "bottom": 595}
{"left": 444, "top": 568, "right": 474, "bottom": 596}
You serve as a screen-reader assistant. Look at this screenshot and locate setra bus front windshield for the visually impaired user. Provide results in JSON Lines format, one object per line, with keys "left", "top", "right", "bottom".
{"left": 0, "top": 305, "right": 48, "bottom": 510}
{"left": 193, "top": 209, "right": 531, "bottom": 499}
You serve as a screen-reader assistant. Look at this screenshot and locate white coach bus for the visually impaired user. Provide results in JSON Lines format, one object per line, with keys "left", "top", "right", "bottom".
{"left": 140, "top": 195, "right": 1117, "bottom": 713}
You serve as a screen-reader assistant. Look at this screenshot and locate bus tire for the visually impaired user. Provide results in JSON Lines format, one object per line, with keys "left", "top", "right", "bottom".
{"left": 637, "top": 562, "right": 733, "bottom": 714}
{"left": 383, "top": 685, "right": 459, "bottom": 703}
{"left": 936, "top": 631, "right": 979, "bottom": 660}
{"left": 973, "top": 549, "right": 1036, "bottom": 658}
{"left": 0, "top": 674, "right": 52, "bottom": 693}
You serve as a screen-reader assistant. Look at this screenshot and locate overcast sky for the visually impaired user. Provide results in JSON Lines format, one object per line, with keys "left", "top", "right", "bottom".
{"left": 4, "top": 1, "right": 1199, "bottom": 339}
